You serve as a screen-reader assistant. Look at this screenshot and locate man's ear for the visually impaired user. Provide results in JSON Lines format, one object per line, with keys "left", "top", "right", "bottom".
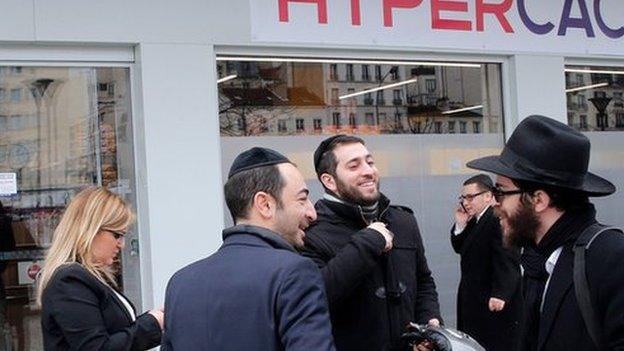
{"left": 252, "top": 191, "right": 276, "bottom": 219}
{"left": 320, "top": 173, "right": 338, "bottom": 193}
{"left": 531, "top": 190, "right": 551, "bottom": 213}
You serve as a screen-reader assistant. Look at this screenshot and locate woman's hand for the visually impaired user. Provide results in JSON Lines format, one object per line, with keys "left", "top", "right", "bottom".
{"left": 148, "top": 308, "right": 165, "bottom": 330}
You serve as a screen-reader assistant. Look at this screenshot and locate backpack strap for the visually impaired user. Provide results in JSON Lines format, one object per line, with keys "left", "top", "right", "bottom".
{"left": 573, "top": 223, "right": 623, "bottom": 349}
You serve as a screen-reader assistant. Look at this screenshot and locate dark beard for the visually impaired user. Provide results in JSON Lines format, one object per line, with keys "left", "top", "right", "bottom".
{"left": 500, "top": 201, "right": 540, "bottom": 249}
{"left": 335, "top": 176, "right": 380, "bottom": 206}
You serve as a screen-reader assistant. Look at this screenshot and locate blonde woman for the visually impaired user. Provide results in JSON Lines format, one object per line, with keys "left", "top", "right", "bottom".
{"left": 38, "top": 187, "right": 163, "bottom": 350}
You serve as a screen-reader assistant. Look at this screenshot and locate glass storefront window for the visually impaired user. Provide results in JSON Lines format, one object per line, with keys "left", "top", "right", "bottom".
{"left": 565, "top": 66, "right": 624, "bottom": 132}
{"left": 217, "top": 59, "right": 503, "bottom": 136}
{"left": 564, "top": 64, "right": 624, "bottom": 239}
{"left": 217, "top": 56, "right": 506, "bottom": 326}
{"left": 0, "top": 66, "right": 138, "bottom": 350}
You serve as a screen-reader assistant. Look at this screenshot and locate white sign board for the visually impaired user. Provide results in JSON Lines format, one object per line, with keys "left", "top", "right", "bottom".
{"left": 250, "top": 0, "right": 624, "bottom": 56}
{"left": 0, "top": 173, "right": 17, "bottom": 196}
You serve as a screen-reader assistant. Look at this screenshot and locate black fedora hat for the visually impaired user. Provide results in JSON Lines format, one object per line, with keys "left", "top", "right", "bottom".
{"left": 467, "top": 115, "right": 615, "bottom": 197}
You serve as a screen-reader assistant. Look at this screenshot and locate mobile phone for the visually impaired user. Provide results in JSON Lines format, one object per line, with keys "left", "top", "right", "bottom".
{"left": 459, "top": 201, "right": 468, "bottom": 213}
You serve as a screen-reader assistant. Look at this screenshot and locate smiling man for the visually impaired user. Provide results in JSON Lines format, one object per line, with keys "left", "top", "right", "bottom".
{"left": 301, "top": 135, "right": 441, "bottom": 351}
{"left": 467, "top": 115, "right": 624, "bottom": 351}
{"left": 162, "top": 147, "right": 335, "bottom": 351}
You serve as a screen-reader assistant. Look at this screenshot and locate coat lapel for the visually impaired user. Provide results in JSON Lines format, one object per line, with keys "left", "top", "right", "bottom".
{"left": 537, "top": 246, "right": 574, "bottom": 351}
{"left": 460, "top": 207, "right": 492, "bottom": 256}
{"left": 109, "top": 288, "right": 136, "bottom": 323}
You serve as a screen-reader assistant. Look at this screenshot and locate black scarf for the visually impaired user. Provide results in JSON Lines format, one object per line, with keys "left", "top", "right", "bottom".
{"left": 518, "top": 204, "right": 596, "bottom": 351}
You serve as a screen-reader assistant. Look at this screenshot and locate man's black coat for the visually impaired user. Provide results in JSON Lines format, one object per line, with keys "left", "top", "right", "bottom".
{"left": 527, "top": 217, "right": 624, "bottom": 351}
{"left": 450, "top": 206, "right": 522, "bottom": 351}
{"left": 301, "top": 195, "right": 441, "bottom": 351}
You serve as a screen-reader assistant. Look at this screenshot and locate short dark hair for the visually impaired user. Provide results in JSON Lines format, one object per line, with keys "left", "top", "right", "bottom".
{"left": 316, "top": 135, "right": 365, "bottom": 179}
{"left": 463, "top": 174, "right": 494, "bottom": 192}
{"left": 513, "top": 179, "right": 589, "bottom": 212}
{"left": 224, "top": 165, "right": 285, "bottom": 223}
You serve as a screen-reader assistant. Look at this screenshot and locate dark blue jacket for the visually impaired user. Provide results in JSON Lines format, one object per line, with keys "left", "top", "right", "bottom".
{"left": 162, "top": 224, "right": 336, "bottom": 351}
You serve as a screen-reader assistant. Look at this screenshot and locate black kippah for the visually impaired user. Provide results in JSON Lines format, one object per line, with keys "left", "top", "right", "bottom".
{"left": 313, "top": 135, "right": 345, "bottom": 176}
{"left": 228, "top": 147, "right": 290, "bottom": 179}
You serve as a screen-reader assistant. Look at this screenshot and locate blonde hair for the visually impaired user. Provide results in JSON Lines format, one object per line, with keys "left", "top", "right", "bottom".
{"left": 36, "top": 187, "right": 134, "bottom": 305}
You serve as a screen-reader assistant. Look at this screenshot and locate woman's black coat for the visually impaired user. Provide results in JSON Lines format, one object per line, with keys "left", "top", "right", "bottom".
{"left": 41, "top": 263, "right": 161, "bottom": 350}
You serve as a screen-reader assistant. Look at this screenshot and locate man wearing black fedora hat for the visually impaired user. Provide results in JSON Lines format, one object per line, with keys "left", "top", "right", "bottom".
{"left": 467, "top": 115, "right": 624, "bottom": 351}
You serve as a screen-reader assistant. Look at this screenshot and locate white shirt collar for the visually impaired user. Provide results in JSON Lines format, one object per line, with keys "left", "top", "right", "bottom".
{"left": 475, "top": 205, "right": 490, "bottom": 222}
{"left": 545, "top": 246, "right": 563, "bottom": 275}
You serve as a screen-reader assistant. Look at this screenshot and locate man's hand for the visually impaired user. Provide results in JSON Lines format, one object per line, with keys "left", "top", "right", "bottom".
{"left": 488, "top": 297, "right": 506, "bottom": 312}
{"left": 412, "top": 320, "right": 440, "bottom": 351}
{"left": 454, "top": 204, "right": 472, "bottom": 231}
{"left": 368, "top": 222, "right": 393, "bottom": 252}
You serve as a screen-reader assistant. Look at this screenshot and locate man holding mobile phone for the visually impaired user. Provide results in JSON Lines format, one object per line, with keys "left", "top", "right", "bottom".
{"left": 451, "top": 174, "right": 522, "bottom": 351}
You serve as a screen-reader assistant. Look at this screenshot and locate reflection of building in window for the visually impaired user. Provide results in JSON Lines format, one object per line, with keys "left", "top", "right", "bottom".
{"left": 346, "top": 64, "right": 354, "bottom": 81}
{"left": 580, "top": 115, "right": 588, "bottom": 129}
{"left": 10, "top": 88, "right": 21, "bottom": 102}
{"left": 393, "top": 90, "right": 402, "bottom": 105}
{"left": 278, "top": 120, "right": 287, "bottom": 133}
{"left": 296, "top": 118, "right": 305, "bottom": 132}
{"left": 460, "top": 121, "right": 467, "bottom": 133}
{"left": 376, "top": 91, "right": 385, "bottom": 105}
{"left": 218, "top": 59, "right": 503, "bottom": 136}
{"left": 473, "top": 121, "right": 480, "bottom": 133}
{"left": 362, "top": 65, "right": 370, "bottom": 81}
{"left": 434, "top": 121, "right": 442, "bottom": 133}
{"left": 616, "top": 113, "right": 624, "bottom": 128}
{"left": 330, "top": 64, "right": 338, "bottom": 81}
{"left": 349, "top": 113, "right": 356, "bottom": 128}
{"left": 332, "top": 112, "right": 341, "bottom": 128}
{"left": 391, "top": 67, "right": 399, "bottom": 80}
{"left": 448, "top": 121, "right": 455, "bottom": 133}
{"left": 331, "top": 88, "right": 340, "bottom": 105}
{"left": 425, "top": 79, "right": 436, "bottom": 93}
{"left": 313, "top": 118, "right": 322, "bottom": 132}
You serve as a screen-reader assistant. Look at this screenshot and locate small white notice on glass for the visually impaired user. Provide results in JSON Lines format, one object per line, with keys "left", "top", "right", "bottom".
{"left": 0, "top": 173, "right": 17, "bottom": 195}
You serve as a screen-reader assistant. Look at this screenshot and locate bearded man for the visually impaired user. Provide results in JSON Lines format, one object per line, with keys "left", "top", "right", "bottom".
{"left": 300, "top": 135, "right": 441, "bottom": 351}
{"left": 467, "top": 115, "right": 624, "bottom": 351}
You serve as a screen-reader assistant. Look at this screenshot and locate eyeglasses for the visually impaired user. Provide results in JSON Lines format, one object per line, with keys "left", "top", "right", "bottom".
{"left": 106, "top": 230, "right": 126, "bottom": 241}
{"left": 458, "top": 190, "right": 487, "bottom": 202}
{"left": 492, "top": 187, "right": 524, "bottom": 202}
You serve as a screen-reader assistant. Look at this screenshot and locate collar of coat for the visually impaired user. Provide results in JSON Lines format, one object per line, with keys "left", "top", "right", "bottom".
{"left": 222, "top": 224, "right": 297, "bottom": 253}
{"left": 316, "top": 192, "right": 392, "bottom": 226}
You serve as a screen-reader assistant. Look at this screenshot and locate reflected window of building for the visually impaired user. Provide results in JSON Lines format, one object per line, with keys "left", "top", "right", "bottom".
{"left": 217, "top": 58, "right": 503, "bottom": 136}
{"left": 10, "top": 88, "right": 21, "bottom": 102}
{"left": 346, "top": 64, "right": 354, "bottom": 82}
{"left": 460, "top": 121, "right": 467, "bottom": 134}
{"left": 0, "top": 66, "right": 139, "bottom": 350}
{"left": 362, "top": 65, "right": 370, "bottom": 81}
{"left": 434, "top": 121, "right": 442, "bottom": 133}
{"left": 313, "top": 118, "right": 322, "bottom": 132}
{"left": 565, "top": 65, "right": 624, "bottom": 131}
{"left": 332, "top": 112, "right": 341, "bottom": 128}
{"left": 278, "top": 119, "right": 287, "bottom": 133}
{"left": 349, "top": 113, "right": 357, "bottom": 128}
{"left": 448, "top": 121, "right": 455, "bottom": 133}
{"left": 296, "top": 118, "right": 305, "bottom": 132}
{"left": 330, "top": 64, "right": 338, "bottom": 81}
{"left": 473, "top": 121, "right": 480, "bottom": 133}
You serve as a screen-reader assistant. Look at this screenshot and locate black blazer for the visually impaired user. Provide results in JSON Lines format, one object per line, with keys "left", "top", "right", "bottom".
{"left": 41, "top": 263, "right": 161, "bottom": 351}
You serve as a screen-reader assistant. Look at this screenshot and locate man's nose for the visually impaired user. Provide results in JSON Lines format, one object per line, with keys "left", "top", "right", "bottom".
{"left": 306, "top": 200, "right": 317, "bottom": 222}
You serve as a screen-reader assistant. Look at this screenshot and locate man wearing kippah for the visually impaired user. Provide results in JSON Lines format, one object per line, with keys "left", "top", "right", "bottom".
{"left": 467, "top": 115, "right": 624, "bottom": 351}
{"left": 301, "top": 135, "right": 441, "bottom": 351}
{"left": 162, "top": 148, "right": 336, "bottom": 350}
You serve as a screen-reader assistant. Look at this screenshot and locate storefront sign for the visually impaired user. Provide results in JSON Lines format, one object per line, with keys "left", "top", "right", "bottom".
{"left": 250, "top": 0, "right": 623, "bottom": 55}
{"left": 0, "top": 173, "right": 17, "bottom": 196}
